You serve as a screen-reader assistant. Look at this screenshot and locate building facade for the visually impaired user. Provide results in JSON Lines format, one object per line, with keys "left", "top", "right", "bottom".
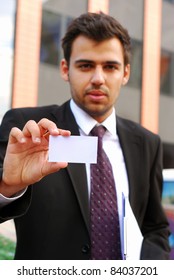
{"left": 0, "top": 0, "right": 174, "bottom": 167}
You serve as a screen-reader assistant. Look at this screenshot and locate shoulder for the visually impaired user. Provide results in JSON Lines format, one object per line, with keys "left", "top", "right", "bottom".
{"left": 117, "top": 116, "right": 161, "bottom": 145}
{"left": 1, "top": 100, "right": 72, "bottom": 124}
{"left": 116, "top": 116, "right": 163, "bottom": 163}
{"left": 5, "top": 104, "right": 59, "bottom": 119}
{"left": 2, "top": 100, "right": 71, "bottom": 120}
{"left": 0, "top": 102, "right": 71, "bottom": 139}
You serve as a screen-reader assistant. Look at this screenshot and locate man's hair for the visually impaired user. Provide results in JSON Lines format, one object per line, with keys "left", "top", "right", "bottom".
{"left": 62, "top": 12, "right": 131, "bottom": 66}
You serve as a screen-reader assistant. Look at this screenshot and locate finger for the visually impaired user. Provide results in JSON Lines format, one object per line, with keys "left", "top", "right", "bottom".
{"left": 38, "top": 118, "right": 59, "bottom": 136}
{"left": 38, "top": 118, "right": 71, "bottom": 136}
{"left": 22, "top": 120, "right": 42, "bottom": 143}
{"left": 58, "top": 128, "right": 71, "bottom": 136}
{"left": 9, "top": 127, "right": 27, "bottom": 144}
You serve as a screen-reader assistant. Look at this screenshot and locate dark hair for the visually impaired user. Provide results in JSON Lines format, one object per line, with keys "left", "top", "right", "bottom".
{"left": 62, "top": 12, "right": 131, "bottom": 66}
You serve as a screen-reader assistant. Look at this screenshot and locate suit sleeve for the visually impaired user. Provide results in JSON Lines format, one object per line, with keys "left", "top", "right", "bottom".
{"left": 0, "top": 108, "right": 32, "bottom": 222}
{"left": 140, "top": 136, "right": 171, "bottom": 259}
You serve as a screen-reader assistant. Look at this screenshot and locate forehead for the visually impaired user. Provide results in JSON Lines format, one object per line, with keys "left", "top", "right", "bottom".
{"left": 70, "top": 35, "right": 124, "bottom": 63}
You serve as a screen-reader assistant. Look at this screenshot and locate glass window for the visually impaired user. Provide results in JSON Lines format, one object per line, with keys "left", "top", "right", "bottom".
{"left": 109, "top": 0, "right": 144, "bottom": 91}
{"left": 0, "top": 0, "right": 16, "bottom": 121}
{"left": 160, "top": 50, "right": 174, "bottom": 96}
{"left": 161, "top": 0, "right": 174, "bottom": 96}
{"left": 40, "top": 10, "right": 73, "bottom": 67}
{"left": 40, "top": 10, "right": 61, "bottom": 66}
{"left": 128, "top": 40, "right": 143, "bottom": 89}
{"left": 163, "top": 0, "right": 174, "bottom": 4}
{"left": 159, "top": 0, "right": 174, "bottom": 144}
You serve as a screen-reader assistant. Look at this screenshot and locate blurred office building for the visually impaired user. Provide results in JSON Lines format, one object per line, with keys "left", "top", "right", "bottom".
{"left": 0, "top": 0, "right": 174, "bottom": 166}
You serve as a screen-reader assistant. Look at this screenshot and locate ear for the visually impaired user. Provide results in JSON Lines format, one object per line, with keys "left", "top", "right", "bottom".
{"left": 60, "top": 59, "right": 69, "bottom": 81}
{"left": 122, "top": 64, "right": 130, "bottom": 86}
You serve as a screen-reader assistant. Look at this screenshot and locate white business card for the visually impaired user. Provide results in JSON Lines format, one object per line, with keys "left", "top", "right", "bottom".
{"left": 49, "top": 135, "right": 98, "bottom": 163}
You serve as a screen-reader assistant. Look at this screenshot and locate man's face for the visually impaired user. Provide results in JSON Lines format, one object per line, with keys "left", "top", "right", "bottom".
{"left": 61, "top": 35, "right": 130, "bottom": 122}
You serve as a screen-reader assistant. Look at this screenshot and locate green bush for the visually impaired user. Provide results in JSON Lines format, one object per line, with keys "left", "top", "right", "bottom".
{"left": 0, "top": 234, "right": 15, "bottom": 260}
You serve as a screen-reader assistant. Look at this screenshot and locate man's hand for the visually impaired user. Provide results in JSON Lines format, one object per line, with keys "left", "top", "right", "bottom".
{"left": 0, "top": 118, "right": 71, "bottom": 197}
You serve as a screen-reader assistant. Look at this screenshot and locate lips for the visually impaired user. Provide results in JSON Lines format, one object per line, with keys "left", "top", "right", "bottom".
{"left": 86, "top": 90, "right": 107, "bottom": 101}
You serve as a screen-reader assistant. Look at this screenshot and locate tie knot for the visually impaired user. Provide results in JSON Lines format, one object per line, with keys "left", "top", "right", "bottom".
{"left": 90, "top": 125, "right": 106, "bottom": 138}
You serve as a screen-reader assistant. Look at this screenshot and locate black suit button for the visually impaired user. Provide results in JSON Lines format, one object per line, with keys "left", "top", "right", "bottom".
{"left": 82, "top": 244, "right": 90, "bottom": 254}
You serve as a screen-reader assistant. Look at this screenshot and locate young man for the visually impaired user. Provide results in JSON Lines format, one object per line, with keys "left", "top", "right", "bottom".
{"left": 0, "top": 12, "right": 170, "bottom": 259}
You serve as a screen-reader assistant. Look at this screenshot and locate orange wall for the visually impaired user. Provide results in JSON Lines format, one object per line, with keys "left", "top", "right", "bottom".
{"left": 141, "top": 0, "right": 162, "bottom": 133}
{"left": 12, "top": 0, "right": 42, "bottom": 108}
{"left": 88, "top": 0, "right": 109, "bottom": 13}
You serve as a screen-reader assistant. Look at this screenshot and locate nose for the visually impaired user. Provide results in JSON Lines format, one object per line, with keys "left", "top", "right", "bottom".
{"left": 91, "top": 66, "right": 105, "bottom": 86}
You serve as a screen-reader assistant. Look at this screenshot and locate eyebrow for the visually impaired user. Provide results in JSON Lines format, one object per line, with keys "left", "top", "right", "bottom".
{"left": 74, "top": 59, "right": 122, "bottom": 65}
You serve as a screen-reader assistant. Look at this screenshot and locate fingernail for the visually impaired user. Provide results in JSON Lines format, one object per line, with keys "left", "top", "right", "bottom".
{"left": 34, "top": 137, "right": 41, "bottom": 143}
{"left": 20, "top": 137, "right": 26, "bottom": 143}
{"left": 52, "top": 128, "right": 60, "bottom": 134}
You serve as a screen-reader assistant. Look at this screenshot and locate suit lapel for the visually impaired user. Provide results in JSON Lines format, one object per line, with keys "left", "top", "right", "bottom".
{"left": 66, "top": 163, "right": 90, "bottom": 232}
{"left": 51, "top": 101, "right": 90, "bottom": 232}
{"left": 117, "top": 117, "right": 143, "bottom": 208}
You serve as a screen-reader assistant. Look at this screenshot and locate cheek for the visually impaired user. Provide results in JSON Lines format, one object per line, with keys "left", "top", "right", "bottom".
{"left": 70, "top": 74, "right": 89, "bottom": 91}
{"left": 109, "top": 78, "right": 121, "bottom": 91}
{"left": 109, "top": 79, "right": 122, "bottom": 100}
{"left": 69, "top": 79, "right": 83, "bottom": 100}
{"left": 112, "top": 75, "right": 125, "bottom": 89}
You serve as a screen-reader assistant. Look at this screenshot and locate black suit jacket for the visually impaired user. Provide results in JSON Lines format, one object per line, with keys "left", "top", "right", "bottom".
{"left": 0, "top": 100, "right": 170, "bottom": 259}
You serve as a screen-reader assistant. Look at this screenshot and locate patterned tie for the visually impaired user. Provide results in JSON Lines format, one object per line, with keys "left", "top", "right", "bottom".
{"left": 90, "top": 125, "right": 122, "bottom": 260}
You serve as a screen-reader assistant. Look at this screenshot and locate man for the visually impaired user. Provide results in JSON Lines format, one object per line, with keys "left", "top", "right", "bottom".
{"left": 0, "top": 12, "right": 170, "bottom": 259}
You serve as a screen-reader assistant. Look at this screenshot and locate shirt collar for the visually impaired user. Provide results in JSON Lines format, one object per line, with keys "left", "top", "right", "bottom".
{"left": 70, "top": 99, "right": 117, "bottom": 137}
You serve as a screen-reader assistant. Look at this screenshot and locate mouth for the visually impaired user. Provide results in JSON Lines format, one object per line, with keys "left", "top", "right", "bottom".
{"left": 86, "top": 90, "right": 107, "bottom": 101}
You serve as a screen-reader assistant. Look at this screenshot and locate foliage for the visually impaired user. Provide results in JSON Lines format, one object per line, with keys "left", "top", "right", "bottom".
{"left": 0, "top": 234, "right": 15, "bottom": 260}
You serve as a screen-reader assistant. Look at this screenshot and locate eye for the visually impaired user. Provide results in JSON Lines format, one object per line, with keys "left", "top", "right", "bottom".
{"left": 104, "top": 64, "right": 118, "bottom": 71}
{"left": 78, "top": 63, "right": 93, "bottom": 71}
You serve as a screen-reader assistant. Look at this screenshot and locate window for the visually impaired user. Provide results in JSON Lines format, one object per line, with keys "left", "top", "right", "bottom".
{"left": 128, "top": 39, "right": 143, "bottom": 89}
{"left": 163, "top": 0, "right": 174, "bottom": 4}
{"left": 160, "top": 51, "right": 174, "bottom": 96}
{"left": 40, "top": 10, "right": 73, "bottom": 66}
{"left": 0, "top": 0, "right": 16, "bottom": 121}
{"left": 161, "top": 1, "right": 174, "bottom": 96}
